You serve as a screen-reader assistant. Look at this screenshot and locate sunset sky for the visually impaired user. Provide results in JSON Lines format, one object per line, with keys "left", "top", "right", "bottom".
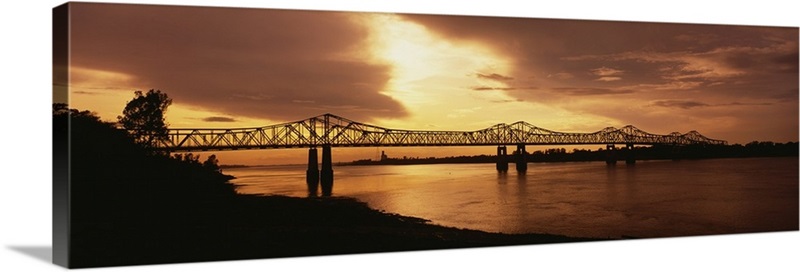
{"left": 58, "top": 2, "right": 799, "bottom": 165}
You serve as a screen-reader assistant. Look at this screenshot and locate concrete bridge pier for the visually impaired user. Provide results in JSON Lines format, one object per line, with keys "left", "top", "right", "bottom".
{"left": 625, "top": 143, "right": 636, "bottom": 165}
{"left": 320, "top": 144, "right": 334, "bottom": 196}
{"left": 306, "top": 147, "right": 320, "bottom": 196}
{"left": 496, "top": 145, "right": 509, "bottom": 172}
{"left": 515, "top": 144, "right": 528, "bottom": 172}
{"left": 605, "top": 144, "right": 617, "bottom": 165}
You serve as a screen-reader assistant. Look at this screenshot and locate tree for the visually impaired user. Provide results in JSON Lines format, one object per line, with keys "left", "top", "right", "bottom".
{"left": 118, "top": 89, "right": 173, "bottom": 149}
{"left": 203, "top": 154, "right": 220, "bottom": 172}
{"left": 173, "top": 153, "right": 200, "bottom": 164}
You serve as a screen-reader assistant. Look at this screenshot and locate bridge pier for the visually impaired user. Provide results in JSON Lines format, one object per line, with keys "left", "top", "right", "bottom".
{"left": 306, "top": 147, "right": 320, "bottom": 196}
{"left": 625, "top": 143, "right": 636, "bottom": 165}
{"left": 515, "top": 144, "right": 527, "bottom": 172}
{"left": 605, "top": 144, "right": 617, "bottom": 165}
{"left": 496, "top": 146, "right": 508, "bottom": 172}
{"left": 320, "top": 144, "right": 334, "bottom": 196}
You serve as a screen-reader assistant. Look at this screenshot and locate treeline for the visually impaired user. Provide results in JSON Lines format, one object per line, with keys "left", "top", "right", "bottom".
{"left": 54, "top": 103, "right": 237, "bottom": 232}
{"left": 346, "top": 142, "right": 798, "bottom": 165}
{"left": 531, "top": 142, "right": 798, "bottom": 162}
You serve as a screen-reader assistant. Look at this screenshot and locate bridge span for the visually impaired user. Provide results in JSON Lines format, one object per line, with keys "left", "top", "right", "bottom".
{"left": 149, "top": 113, "right": 726, "bottom": 196}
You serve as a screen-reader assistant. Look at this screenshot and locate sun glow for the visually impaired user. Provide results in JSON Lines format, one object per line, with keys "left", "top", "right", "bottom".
{"left": 360, "top": 14, "right": 518, "bottom": 127}
{"left": 357, "top": 14, "right": 613, "bottom": 132}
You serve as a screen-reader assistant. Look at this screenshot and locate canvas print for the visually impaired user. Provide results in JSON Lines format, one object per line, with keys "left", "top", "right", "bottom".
{"left": 53, "top": 2, "right": 799, "bottom": 268}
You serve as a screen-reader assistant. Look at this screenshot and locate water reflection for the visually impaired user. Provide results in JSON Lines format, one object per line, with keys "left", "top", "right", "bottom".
{"left": 497, "top": 171, "right": 508, "bottom": 184}
{"left": 516, "top": 170, "right": 527, "bottom": 182}
{"left": 227, "top": 158, "right": 799, "bottom": 238}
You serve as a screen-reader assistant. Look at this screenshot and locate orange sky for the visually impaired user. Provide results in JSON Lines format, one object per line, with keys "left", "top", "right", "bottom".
{"left": 57, "top": 3, "right": 799, "bottom": 165}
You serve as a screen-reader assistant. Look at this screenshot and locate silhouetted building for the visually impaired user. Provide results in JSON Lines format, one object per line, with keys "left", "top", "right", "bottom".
{"left": 381, "top": 150, "right": 388, "bottom": 161}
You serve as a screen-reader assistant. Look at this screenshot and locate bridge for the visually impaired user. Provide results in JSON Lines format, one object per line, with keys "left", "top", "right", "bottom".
{"left": 150, "top": 113, "right": 727, "bottom": 196}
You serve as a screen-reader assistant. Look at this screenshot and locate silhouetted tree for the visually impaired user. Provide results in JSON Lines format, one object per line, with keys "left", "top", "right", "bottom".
{"left": 54, "top": 103, "right": 101, "bottom": 122}
{"left": 173, "top": 153, "right": 200, "bottom": 164}
{"left": 118, "top": 89, "right": 172, "bottom": 149}
{"left": 203, "top": 154, "right": 220, "bottom": 172}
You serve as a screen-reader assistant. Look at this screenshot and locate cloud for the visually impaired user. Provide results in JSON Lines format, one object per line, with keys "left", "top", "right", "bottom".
{"left": 651, "top": 100, "right": 709, "bottom": 109}
{"left": 721, "top": 102, "right": 773, "bottom": 107}
{"left": 595, "top": 77, "right": 622, "bottom": 82}
{"left": 771, "top": 88, "right": 799, "bottom": 102}
{"left": 591, "top": 67, "right": 624, "bottom": 76}
{"left": 635, "top": 81, "right": 705, "bottom": 91}
{"left": 547, "top": 72, "right": 574, "bottom": 80}
{"left": 472, "top": 86, "right": 517, "bottom": 91}
{"left": 202, "top": 116, "right": 237, "bottom": 122}
{"left": 674, "top": 33, "right": 720, "bottom": 45}
{"left": 400, "top": 14, "right": 797, "bottom": 144}
{"left": 476, "top": 73, "right": 514, "bottom": 81}
{"left": 652, "top": 100, "right": 773, "bottom": 110}
{"left": 69, "top": 3, "right": 407, "bottom": 122}
{"left": 553, "top": 87, "right": 634, "bottom": 96}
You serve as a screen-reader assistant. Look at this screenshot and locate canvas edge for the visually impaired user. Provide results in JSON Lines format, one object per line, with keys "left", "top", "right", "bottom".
{"left": 45, "top": 1, "right": 800, "bottom": 269}
{"left": 52, "top": 2, "right": 70, "bottom": 268}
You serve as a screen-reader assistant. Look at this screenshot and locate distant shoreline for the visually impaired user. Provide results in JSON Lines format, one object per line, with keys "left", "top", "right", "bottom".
{"left": 220, "top": 143, "right": 798, "bottom": 168}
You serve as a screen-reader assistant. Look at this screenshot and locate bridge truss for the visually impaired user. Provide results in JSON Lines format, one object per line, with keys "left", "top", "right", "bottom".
{"left": 149, "top": 113, "right": 727, "bottom": 152}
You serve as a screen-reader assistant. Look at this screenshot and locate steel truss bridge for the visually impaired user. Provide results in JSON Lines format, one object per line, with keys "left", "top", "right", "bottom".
{"left": 152, "top": 113, "right": 727, "bottom": 151}
{"left": 146, "top": 113, "right": 726, "bottom": 196}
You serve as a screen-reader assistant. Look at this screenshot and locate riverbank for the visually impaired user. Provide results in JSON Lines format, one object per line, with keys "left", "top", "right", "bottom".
{"left": 71, "top": 193, "right": 604, "bottom": 268}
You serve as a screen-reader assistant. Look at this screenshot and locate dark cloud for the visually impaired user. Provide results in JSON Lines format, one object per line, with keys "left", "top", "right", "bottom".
{"left": 404, "top": 14, "right": 797, "bottom": 98}
{"left": 202, "top": 116, "right": 237, "bottom": 122}
{"left": 653, "top": 100, "right": 774, "bottom": 110}
{"left": 769, "top": 51, "right": 799, "bottom": 74}
{"left": 476, "top": 73, "right": 514, "bottom": 81}
{"left": 652, "top": 100, "right": 709, "bottom": 109}
{"left": 674, "top": 33, "right": 720, "bottom": 45}
{"left": 771, "top": 88, "right": 800, "bottom": 102}
{"left": 69, "top": 3, "right": 407, "bottom": 122}
{"left": 723, "top": 102, "right": 773, "bottom": 106}
{"left": 547, "top": 73, "right": 574, "bottom": 80}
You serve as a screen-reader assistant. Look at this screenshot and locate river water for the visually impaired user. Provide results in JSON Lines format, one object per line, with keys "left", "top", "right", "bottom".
{"left": 225, "top": 157, "right": 798, "bottom": 238}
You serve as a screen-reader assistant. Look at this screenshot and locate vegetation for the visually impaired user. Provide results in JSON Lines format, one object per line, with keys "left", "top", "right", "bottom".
{"left": 117, "top": 89, "right": 172, "bottom": 149}
{"left": 54, "top": 102, "right": 235, "bottom": 224}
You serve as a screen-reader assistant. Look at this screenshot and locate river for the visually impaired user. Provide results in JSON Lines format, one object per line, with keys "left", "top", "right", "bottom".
{"left": 225, "top": 157, "right": 798, "bottom": 239}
